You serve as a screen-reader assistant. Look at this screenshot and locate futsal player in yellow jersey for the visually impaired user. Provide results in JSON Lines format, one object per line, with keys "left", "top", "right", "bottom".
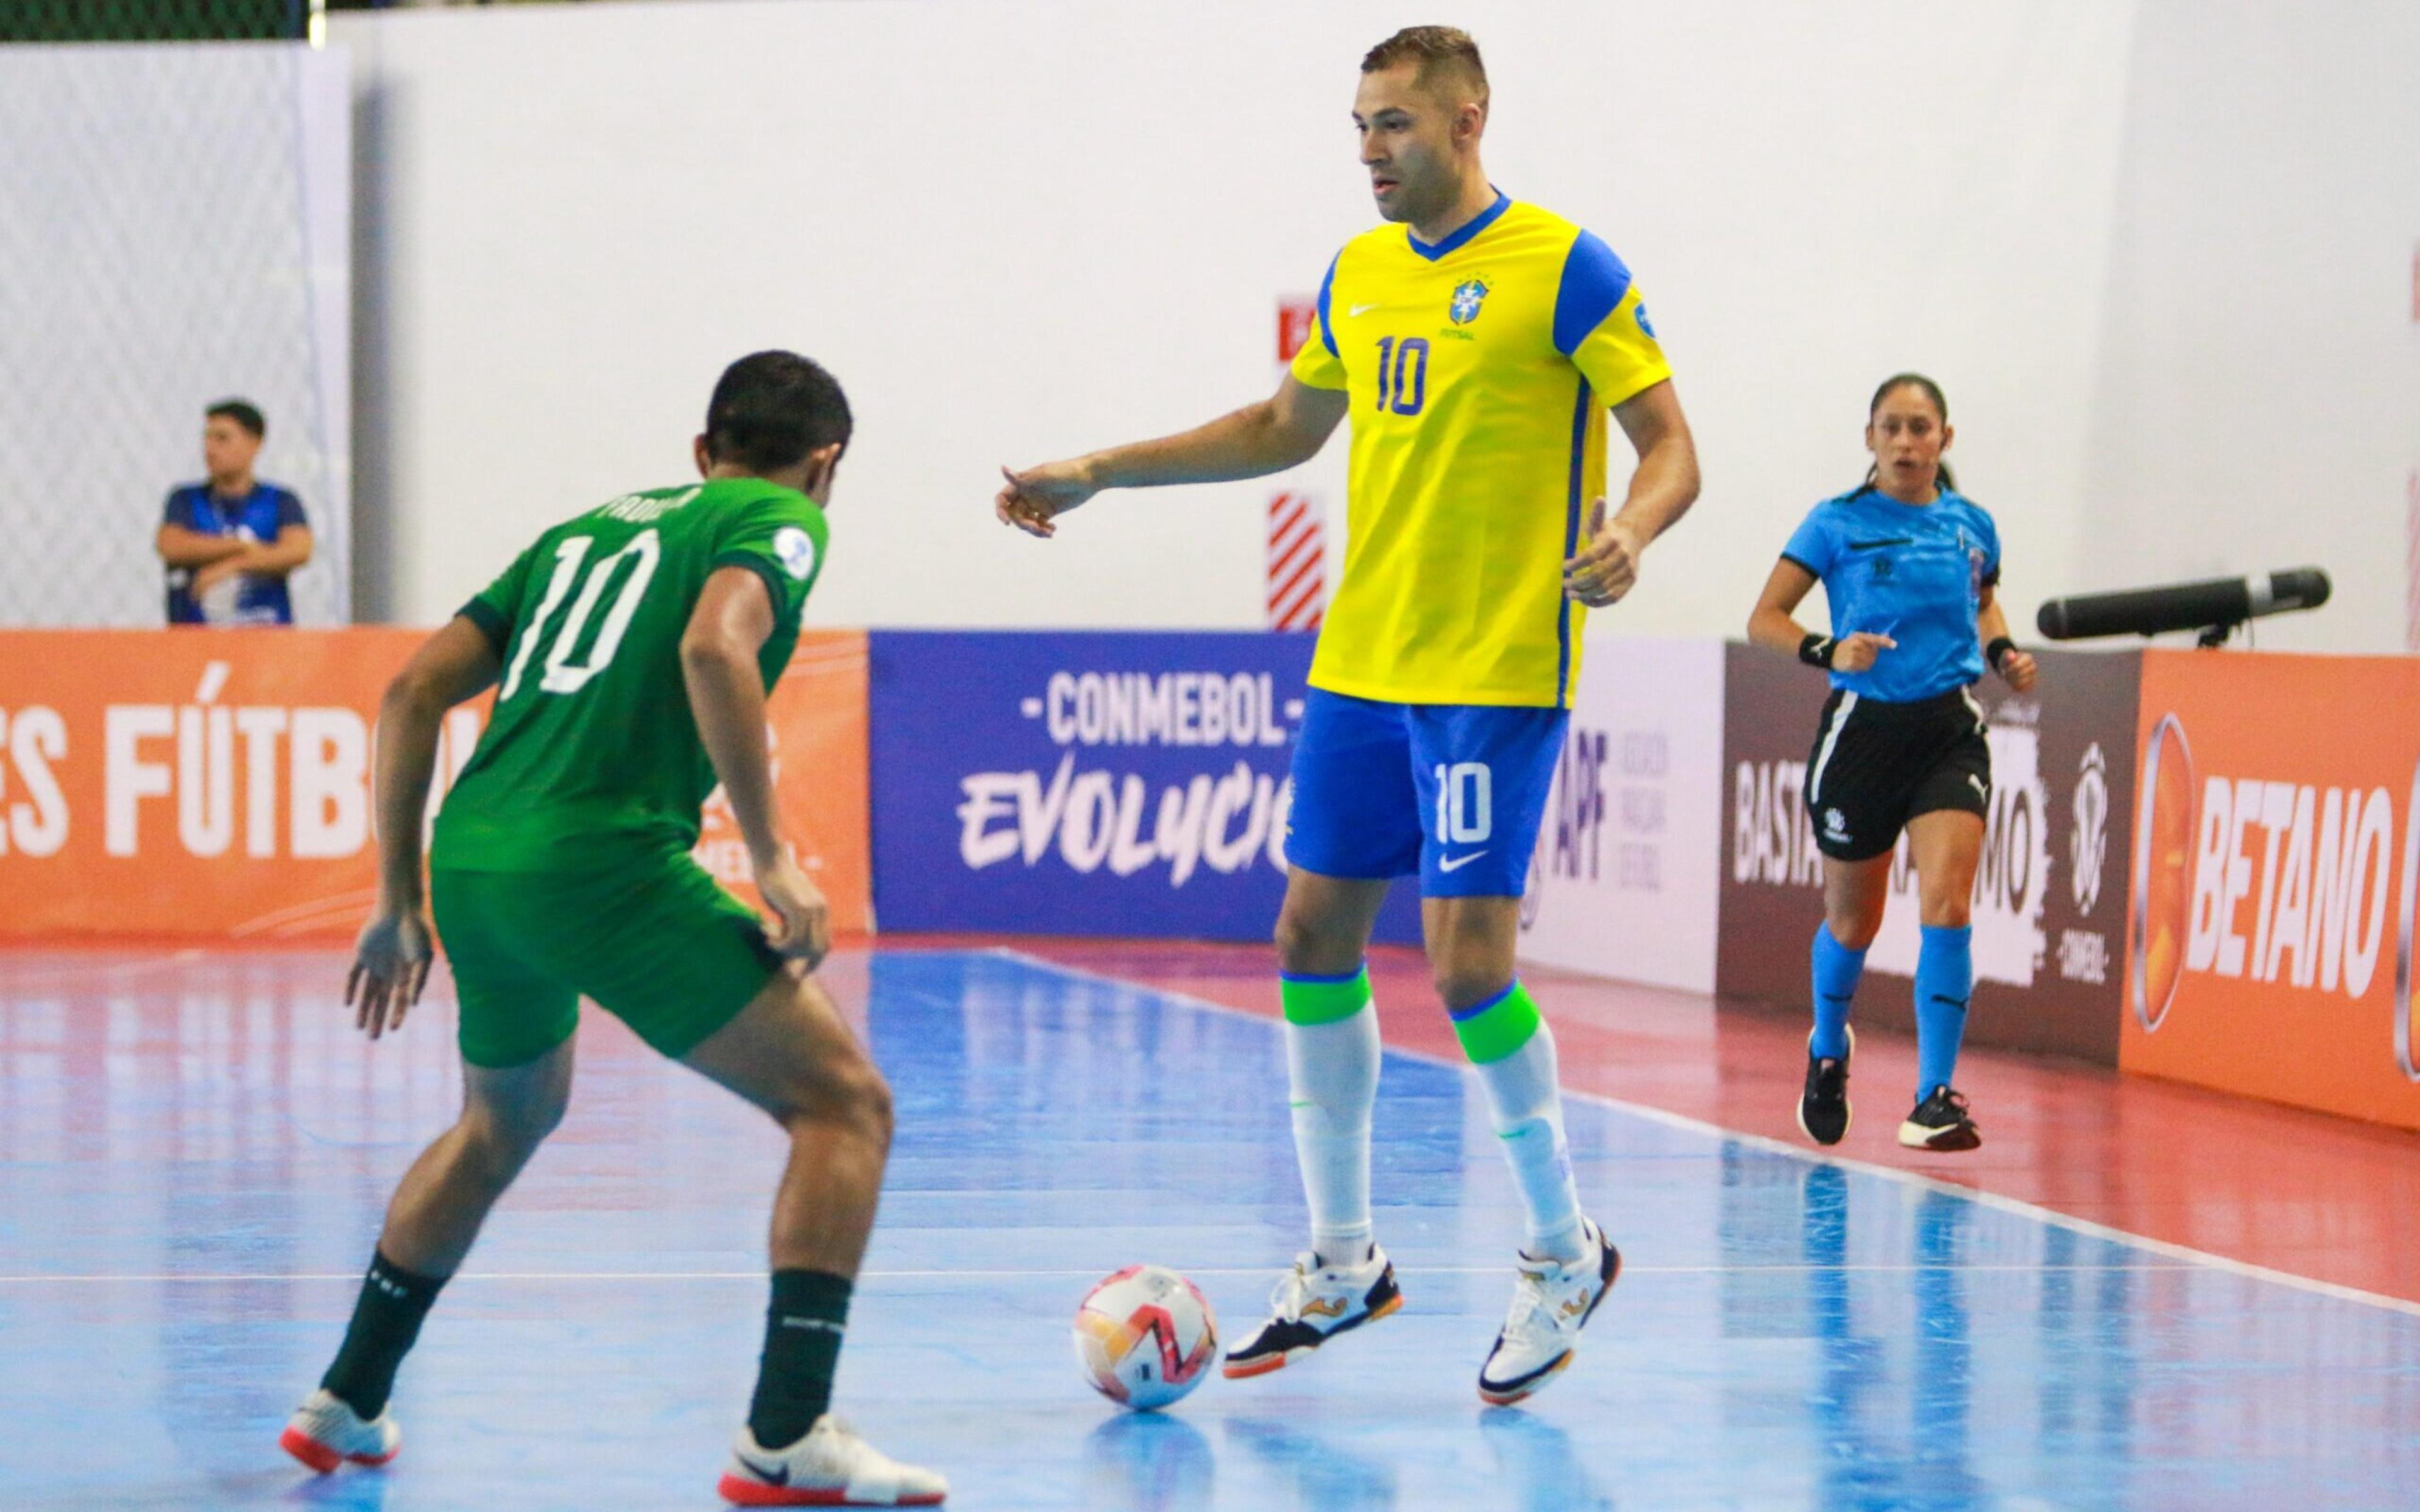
{"left": 998, "top": 26, "right": 1699, "bottom": 1404}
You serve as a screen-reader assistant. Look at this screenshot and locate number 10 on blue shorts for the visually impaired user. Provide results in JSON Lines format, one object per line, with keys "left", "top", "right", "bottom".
{"left": 1282, "top": 689, "right": 1569, "bottom": 898}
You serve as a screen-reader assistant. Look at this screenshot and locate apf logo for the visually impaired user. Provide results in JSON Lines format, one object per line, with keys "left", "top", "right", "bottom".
{"left": 2130, "top": 713, "right": 2412, "bottom": 1037}
{"left": 2071, "top": 743, "right": 2109, "bottom": 916}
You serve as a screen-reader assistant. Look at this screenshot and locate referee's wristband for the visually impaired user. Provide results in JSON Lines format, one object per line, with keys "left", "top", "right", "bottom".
{"left": 1986, "top": 636, "right": 2018, "bottom": 672}
{"left": 1798, "top": 633, "right": 1836, "bottom": 670}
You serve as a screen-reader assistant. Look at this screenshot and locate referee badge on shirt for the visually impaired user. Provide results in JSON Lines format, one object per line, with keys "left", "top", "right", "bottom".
{"left": 1449, "top": 278, "right": 1490, "bottom": 325}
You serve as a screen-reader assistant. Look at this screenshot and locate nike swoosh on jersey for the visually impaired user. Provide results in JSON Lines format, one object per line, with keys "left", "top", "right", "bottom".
{"left": 1348, "top": 303, "right": 1381, "bottom": 317}
{"left": 1438, "top": 850, "right": 1490, "bottom": 873}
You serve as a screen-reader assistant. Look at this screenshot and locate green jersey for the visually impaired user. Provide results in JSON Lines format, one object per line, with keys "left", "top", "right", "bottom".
{"left": 433, "top": 478, "right": 829, "bottom": 871}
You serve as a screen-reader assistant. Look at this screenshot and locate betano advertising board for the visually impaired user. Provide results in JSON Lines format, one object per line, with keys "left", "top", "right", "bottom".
{"left": 2124, "top": 649, "right": 2420, "bottom": 1128}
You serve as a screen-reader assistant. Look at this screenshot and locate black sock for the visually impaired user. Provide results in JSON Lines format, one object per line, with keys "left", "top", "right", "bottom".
{"left": 320, "top": 1249, "right": 448, "bottom": 1420}
{"left": 747, "top": 1269, "right": 853, "bottom": 1450}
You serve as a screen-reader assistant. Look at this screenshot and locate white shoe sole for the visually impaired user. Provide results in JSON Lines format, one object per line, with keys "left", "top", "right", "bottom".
{"left": 1221, "top": 1292, "right": 1403, "bottom": 1378}
{"left": 1896, "top": 1119, "right": 1981, "bottom": 1151}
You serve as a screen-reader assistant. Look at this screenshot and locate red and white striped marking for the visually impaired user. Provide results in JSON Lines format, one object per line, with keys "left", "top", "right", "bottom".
{"left": 1267, "top": 492, "right": 1327, "bottom": 631}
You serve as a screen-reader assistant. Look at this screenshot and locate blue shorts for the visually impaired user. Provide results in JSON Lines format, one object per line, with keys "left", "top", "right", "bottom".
{"left": 1282, "top": 689, "right": 1568, "bottom": 898}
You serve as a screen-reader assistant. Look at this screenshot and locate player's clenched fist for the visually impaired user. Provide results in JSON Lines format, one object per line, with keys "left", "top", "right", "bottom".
{"left": 754, "top": 852, "right": 833, "bottom": 970}
{"left": 1562, "top": 498, "right": 1647, "bottom": 608}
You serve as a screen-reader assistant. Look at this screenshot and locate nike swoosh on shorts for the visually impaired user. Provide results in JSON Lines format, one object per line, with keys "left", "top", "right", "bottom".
{"left": 1438, "top": 850, "right": 1489, "bottom": 873}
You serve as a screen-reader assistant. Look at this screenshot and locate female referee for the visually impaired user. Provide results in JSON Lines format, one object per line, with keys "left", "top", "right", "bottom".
{"left": 1746, "top": 373, "right": 2037, "bottom": 1153}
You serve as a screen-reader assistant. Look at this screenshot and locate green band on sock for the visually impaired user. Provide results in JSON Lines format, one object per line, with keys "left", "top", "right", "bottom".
{"left": 1281, "top": 968, "right": 1373, "bottom": 1026}
{"left": 1452, "top": 982, "right": 1541, "bottom": 1065}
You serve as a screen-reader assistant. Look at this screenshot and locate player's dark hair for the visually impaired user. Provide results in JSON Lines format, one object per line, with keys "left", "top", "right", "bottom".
{"left": 1361, "top": 25, "right": 1489, "bottom": 103}
{"left": 205, "top": 399, "right": 265, "bottom": 439}
{"left": 1859, "top": 372, "right": 1956, "bottom": 493}
{"left": 704, "top": 350, "right": 851, "bottom": 474}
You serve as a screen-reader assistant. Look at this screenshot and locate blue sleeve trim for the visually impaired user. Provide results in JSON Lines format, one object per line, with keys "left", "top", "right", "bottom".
{"left": 1557, "top": 379, "right": 1592, "bottom": 708}
{"left": 1552, "top": 231, "right": 1635, "bottom": 358}
{"left": 1778, "top": 553, "right": 1823, "bottom": 578}
{"left": 162, "top": 487, "right": 196, "bottom": 528}
{"left": 275, "top": 488, "right": 308, "bottom": 529}
{"left": 1278, "top": 965, "right": 1368, "bottom": 985}
{"left": 1315, "top": 253, "right": 1341, "bottom": 360}
{"left": 1782, "top": 505, "right": 1840, "bottom": 578}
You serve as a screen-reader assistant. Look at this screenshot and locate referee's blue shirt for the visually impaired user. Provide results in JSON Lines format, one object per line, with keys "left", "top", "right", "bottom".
{"left": 1782, "top": 485, "right": 2000, "bottom": 704}
{"left": 161, "top": 481, "right": 308, "bottom": 624}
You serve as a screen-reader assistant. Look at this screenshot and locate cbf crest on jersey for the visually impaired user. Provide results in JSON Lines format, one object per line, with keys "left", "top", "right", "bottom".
{"left": 1449, "top": 278, "right": 1490, "bottom": 325}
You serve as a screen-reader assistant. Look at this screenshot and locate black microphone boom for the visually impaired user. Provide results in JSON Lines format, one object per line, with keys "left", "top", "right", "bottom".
{"left": 2036, "top": 568, "right": 2331, "bottom": 643}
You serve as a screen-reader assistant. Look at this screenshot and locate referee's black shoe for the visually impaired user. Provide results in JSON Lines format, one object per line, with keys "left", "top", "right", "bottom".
{"left": 1796, "top": 1028, "right": 1853, "bottom": 1146}
{"left": 1898, "top": 1085, "right": 1981, "bottom": 1152}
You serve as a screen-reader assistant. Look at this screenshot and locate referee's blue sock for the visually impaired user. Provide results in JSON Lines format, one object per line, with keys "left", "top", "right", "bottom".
{"left": 1809, "top": 925, "right": 1865, "bottom": 1061}
{"left": 1913, "top": 925, "right": 1973, "bottom": 1096}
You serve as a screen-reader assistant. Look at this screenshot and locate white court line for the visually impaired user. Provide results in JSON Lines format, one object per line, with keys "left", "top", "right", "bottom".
{"left": 0, "top": 1263, "right": 2197, "bottom": 1285}
{"left": 994, "top": 947, "right": 2420, "bottom": 1322}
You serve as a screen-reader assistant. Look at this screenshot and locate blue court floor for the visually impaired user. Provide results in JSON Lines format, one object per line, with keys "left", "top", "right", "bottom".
{"left": 3, "top": 945, "right": 2417, "bottom": 1510}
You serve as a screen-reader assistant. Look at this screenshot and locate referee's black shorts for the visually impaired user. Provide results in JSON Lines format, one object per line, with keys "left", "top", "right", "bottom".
{"left": 1801, "top": 687, "right": 1991, "bottom": 862}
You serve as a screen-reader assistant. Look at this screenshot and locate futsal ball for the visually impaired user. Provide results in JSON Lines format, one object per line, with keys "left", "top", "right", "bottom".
{"left": 1072, "top": 1264, "right": 1219, "bottom": 1411}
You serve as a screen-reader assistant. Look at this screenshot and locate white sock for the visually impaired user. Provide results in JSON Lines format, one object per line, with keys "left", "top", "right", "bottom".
{"left": 1473, "top": 1019, "right": 1587, "bottom": 1264}
{"left": 1286, "top": 1005, "right": 1380, "bottom": 1268}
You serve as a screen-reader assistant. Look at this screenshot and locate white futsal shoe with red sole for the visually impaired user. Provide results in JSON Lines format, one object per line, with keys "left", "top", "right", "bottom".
{"left": 718, "top": 1416, "right": 948, "bottom": 1506}
{"left": 279, "top": 1388, "right": 400, "bottom": 1473}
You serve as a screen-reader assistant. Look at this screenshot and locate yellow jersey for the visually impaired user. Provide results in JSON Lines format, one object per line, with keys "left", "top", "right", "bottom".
{"left": 1289, "top": 193, "right": 1671, "bottom": 707}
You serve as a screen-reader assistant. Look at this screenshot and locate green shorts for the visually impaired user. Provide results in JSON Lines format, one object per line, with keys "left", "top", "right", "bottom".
{"left": 431, "top": 853, "right": 781, "bottom": 1068}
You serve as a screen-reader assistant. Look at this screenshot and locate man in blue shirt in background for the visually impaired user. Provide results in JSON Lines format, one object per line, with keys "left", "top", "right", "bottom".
{"left": 156, "top": 399, "right": 314, "bottom": 625}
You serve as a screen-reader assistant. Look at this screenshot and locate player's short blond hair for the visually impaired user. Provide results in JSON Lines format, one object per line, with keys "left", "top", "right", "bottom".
{"left": 1360, "top": 25, "right": 1489, "bottom": 106}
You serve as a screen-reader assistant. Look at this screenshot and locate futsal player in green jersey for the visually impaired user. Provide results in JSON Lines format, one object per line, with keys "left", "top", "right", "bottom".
{"left": 999, "top": 28, "right": 1700, "bottom": 1404}
{"left": 280, "top": 352, "right": 946, "bottom": 1508}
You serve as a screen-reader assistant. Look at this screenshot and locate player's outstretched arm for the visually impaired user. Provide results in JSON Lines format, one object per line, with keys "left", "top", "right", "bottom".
{"left": 681, "top": 566, "right": 831, "bottom": 970}
{"left": 351, "top": 616, "right": 501, "bottom": 1039}
{"left": 1564, "top": 380, "right": 1702, "bottom": 607}
{"left": 996, "top": 373, "right": 1349, "bottom": 538}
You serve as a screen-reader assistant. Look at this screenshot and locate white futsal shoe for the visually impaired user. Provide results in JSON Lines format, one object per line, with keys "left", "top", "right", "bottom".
{"left": 1221, "top": 1243, "right": 1404, "bottom": 1378}
{"left": 1477, "top": 1218, "right": 1622, "bottom": 1406}
{"left": 717, "top": 1416, "right": 948, "bottom": 1507}
{"left": 279, "top": 1387, "right": 401, "bottom": 1473}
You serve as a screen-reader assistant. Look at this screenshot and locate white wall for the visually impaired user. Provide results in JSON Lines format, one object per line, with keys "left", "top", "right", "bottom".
{"left": 2077, "top": 0, "right": 2420, "bottom": 652}
{"left": 0, "top": 45, "right": 351, "bottom": 627}
{"left": 335, "top": 0, "right": 2142, "bottom": 642}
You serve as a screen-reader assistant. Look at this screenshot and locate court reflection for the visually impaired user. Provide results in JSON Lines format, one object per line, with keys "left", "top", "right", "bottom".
{"left": 1083, "top": 1411, "right": 1214, "bottom": 1512}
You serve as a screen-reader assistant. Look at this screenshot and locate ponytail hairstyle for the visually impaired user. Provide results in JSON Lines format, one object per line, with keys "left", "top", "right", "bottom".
{"left": 1858, "top": 372, "right": 1956, "bottom": 494}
